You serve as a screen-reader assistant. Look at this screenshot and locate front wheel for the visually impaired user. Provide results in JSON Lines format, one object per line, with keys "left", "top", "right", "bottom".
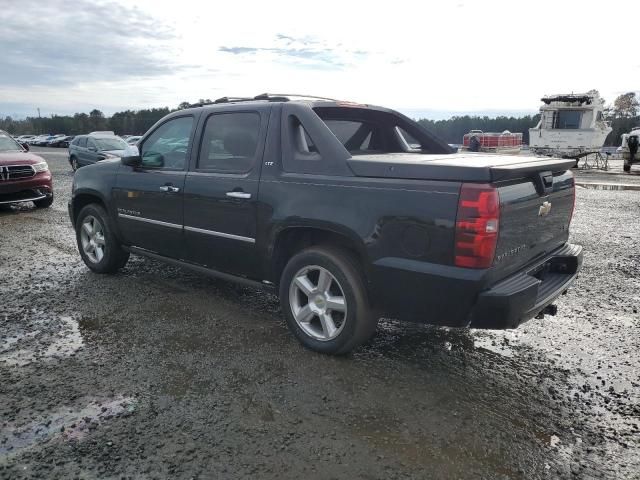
{"left": 75, "top": 204, "right": 129, "bottom": 273}
{"left": 623, "top": 163, "right": 631, "bottom": 173}
{"left": 70, "top": 156, "right": 78, "bottom": 171}
{"left": 279, "top": 247, "right": 377, "bottom": 355}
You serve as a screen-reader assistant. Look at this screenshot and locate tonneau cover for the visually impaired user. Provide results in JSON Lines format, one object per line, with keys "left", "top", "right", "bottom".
{"left": 347, "top": 153, "right": 575, "bottom": 183}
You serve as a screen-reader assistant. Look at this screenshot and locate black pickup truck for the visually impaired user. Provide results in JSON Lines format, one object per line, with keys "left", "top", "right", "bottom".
{"left": 69, "top": 94, "right": 582, "bottom": 354}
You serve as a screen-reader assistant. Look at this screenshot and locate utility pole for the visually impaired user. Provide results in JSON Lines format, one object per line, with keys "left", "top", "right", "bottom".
{"left": 37, "top": 108, "right": 41, "bottom": 134}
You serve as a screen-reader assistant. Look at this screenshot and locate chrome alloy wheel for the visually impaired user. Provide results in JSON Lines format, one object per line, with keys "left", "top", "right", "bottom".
{"left": 80, "top": 215, "right": 106, "bottom": 263}
{"left": 289, "top": 265, "right": 347, "bottom": 341}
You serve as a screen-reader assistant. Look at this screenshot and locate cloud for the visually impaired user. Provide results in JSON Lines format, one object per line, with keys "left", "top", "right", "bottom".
{"left": 0, "top": 0, "right": 183, "bottom": 88}
{"left": 219, "top": 34, "right": 369, "bottom": 70}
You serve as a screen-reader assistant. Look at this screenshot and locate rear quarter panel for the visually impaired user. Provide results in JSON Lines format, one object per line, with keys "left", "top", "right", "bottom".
{"left": 257, "top": 171, "right": 462, "bottom": 315}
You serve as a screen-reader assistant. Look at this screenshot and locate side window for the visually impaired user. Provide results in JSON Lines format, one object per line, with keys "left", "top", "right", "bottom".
{"left": 140, "top": 116, "right": 193, "bottom": 170}
{"left": 77, "top": 137, "right": 87, "bottom": 148}
{"left": 396, "top": 127, "right": 421, "bottom": 150}
{"left": 290, "top": 115, "right": 319, "bottom": 156}
{"left": 87, "top": 138, "right": 97, "bottom": 151}
{"left": 197, "top": 112, "right": 260, "bottom": 173}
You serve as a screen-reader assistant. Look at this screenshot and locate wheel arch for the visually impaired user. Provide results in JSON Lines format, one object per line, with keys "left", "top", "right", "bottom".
{"left": 270, "top": 225, "right": 370, "bottom": 289}
{"left": 70, "top": 190, "right": 108, "bottom": 226}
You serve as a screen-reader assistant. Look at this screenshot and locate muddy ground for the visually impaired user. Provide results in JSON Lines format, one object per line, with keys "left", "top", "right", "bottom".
{"left": 1, "top": 148, "right": 638, "bottom": 479}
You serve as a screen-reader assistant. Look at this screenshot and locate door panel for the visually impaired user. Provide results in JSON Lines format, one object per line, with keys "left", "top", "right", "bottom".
{"left": 184, "top": 173, "right": 259, "bottom": 276}
{"left": 183, "top": 110, "right": 267, "bottom": 278}
{"left": 114, "top": 169, "right": 186, "bottom": 257}
{"left": 114, "top": 115, "right": 195, "bottom": 258}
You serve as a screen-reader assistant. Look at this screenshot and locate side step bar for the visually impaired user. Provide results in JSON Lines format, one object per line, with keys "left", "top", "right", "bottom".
{"left": 124, "top": 246, "right": 275, "bottom": 292}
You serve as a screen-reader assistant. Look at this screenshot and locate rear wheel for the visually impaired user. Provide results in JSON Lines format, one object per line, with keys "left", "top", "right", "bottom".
{"left": 623, "top": 163, "right": 631, "bottom": 173}
{"left": 75, "top": 204, "right": 129, "bottom": 273}
{"left": 279, "top": 247, "right": 377, "bottom": 355}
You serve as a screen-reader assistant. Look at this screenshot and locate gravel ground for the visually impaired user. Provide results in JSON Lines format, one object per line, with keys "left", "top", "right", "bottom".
{"left": 0, "top": 147, "right": 638, "bottom": 479}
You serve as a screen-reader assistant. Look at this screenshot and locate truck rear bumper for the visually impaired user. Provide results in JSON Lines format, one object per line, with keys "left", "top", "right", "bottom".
{"left": 370, "top": 243, "right": 582, "bottom": 329}
{"left": 468, "top": 243, "right": 582, "bottom": 329}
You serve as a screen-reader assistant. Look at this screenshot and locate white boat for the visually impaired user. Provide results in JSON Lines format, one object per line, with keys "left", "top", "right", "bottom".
{"left": 529, "top": 92, "right": 612, "bottom": 158}
{"left": 619, "top": 127, "right": 640, "bottom": 172}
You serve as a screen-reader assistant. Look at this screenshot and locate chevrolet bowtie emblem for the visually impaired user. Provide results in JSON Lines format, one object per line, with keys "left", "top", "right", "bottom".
{"left": 538, "top": 201, "right": 552, "bottom": 217}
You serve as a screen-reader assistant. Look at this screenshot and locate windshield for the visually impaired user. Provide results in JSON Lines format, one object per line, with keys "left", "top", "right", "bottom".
{"left": 0, "top": 134, "right": 23, "bottom": 152}
{"left": 94, "top": 137, "right": 127, "bottom": 151}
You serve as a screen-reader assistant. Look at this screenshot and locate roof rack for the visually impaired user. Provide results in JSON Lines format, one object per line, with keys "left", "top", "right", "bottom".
{"left": 254, "top": 93, "right": 339, "bottom": 102}
{"left": 213, "top": 96, "right": 254, "bottom": 104}
{"left": 188, "top": 93, "right": 340, "bottom": 107}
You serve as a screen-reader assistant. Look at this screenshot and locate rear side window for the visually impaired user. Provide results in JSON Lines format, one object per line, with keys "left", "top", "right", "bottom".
{"left": 77, "top": 137, "right": 87, "bottom": 148}
{"left": 396, "top": 127, "right": 421, "bottom": 150}
{"left": 197, "top": 112, "right": 261, "bottom": 173}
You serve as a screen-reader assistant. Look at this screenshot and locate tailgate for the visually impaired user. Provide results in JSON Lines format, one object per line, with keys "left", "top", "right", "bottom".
{"left": 491, "top": 168, "right": 575, "bottom": 280}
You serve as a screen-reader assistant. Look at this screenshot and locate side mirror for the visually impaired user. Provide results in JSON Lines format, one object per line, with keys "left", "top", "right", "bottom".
{"left": 121, "top": 155, "right": 142, "bottom": 167}
{"left": 21, "top": 142, "right": 29, "bottom": 152}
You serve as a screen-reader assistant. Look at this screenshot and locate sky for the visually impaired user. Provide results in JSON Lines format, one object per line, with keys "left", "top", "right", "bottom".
{"left": 0, "top": 0, "right": 638, "bottom": 120}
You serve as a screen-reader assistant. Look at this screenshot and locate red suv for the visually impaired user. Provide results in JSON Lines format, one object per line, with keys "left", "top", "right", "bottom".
{"left": 0, "top": 130, "right": 53, "bottom": 208}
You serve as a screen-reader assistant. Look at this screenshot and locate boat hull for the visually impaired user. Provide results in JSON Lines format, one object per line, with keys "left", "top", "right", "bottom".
{"left": 529, "top": 127, "right": 612, "bottom": 158}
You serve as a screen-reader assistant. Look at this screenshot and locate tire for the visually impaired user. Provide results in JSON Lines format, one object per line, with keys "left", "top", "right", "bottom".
{"left": 34, "top": 194, "right": 54, "bottom": 208}
{"left": 623, "top": 163, "right": 631, "bottom": 173}
{"left": 279, "top": 246, "right": 377, "bottom": 355}
{"left": 75, "top": 204, "right": 129, "bottom": 273}
{"left": 70, "top": 156, "right": 78, "bottom": 171}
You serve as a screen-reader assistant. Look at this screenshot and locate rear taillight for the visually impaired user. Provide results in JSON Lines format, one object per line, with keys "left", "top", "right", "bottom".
{"left": 454, "top": 183, "right": 500, "bottom": 269}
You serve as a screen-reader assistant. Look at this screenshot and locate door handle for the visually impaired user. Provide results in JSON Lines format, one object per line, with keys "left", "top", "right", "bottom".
{"left": 226, "top": 191, "right": 251, "bottom": 199}
{"left": 159, "top": 185, "right": 180, "bottom": 193}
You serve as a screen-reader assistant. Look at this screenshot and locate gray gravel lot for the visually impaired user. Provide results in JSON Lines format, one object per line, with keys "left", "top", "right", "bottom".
{"left": 1, "top": 147, "right": 638, "bottom": 479}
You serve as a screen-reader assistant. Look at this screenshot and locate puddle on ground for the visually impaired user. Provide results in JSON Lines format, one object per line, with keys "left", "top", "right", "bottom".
{"left": 576, "top": 182, "right": 640, "bottom": 191}
{"left": 0, "top": 396, "right": 136, "bottom": 459}
{"left": 0, "top": 315, "right": 84, "bottom": 366}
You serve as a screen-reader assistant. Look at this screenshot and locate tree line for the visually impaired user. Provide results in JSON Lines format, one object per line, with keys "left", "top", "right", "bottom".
{"left": 0, "top": 99, "right": 213, "bottom": 137}
{"left": 417, "top": 115, "right": 541, "bottom": 145}
{"left": 1, "top": 94, "right": 638, "bottom": 146}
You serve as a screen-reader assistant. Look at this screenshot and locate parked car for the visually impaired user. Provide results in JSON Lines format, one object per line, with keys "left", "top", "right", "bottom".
{"left": 44, "top": 134, "right": 66, "bottom": 147}
{"left": 35, "top": 135, "right": 54, "bottom": 146}
{"left": 48, "top": 135, "right": 75, "bottom": 148}
{"left": 68, "top": 94, "right": 582, "bottom": 354}
{"left": 68, "top": 133, "right": 128, "bottom": 170}
{"left": 29, "top": 135, "right": 50, "bottom": 146}
{"left": 0, "top": 129, "right": 53, "bottom": 208}
{"left": 125, "top": 135, "right": 142, "bottom": 145}
{"left": 16, "top": 135, "right": 36, "bottom": 143}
